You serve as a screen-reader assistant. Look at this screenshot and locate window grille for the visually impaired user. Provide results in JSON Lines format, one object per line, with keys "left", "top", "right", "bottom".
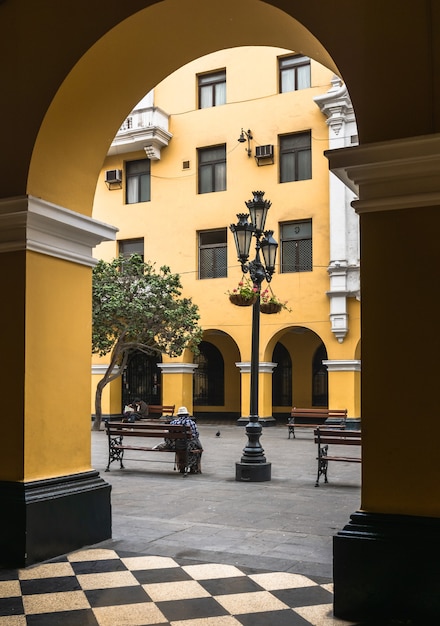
{"left": 118, "top": 238, "right": 144, "bottom": 260}
{"left": 193, "top": 341, "right": 224, "bottom": 405}
{"left": 281, "top": 220, "right": 312, "bottom": 273}
{"left": 198, "top": 229, "right": 227, "bottom": 279}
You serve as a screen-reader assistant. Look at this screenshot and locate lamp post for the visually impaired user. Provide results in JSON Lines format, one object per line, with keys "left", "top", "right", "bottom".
{"left": 230, "top": 191, "right": 278, "bottom": 482}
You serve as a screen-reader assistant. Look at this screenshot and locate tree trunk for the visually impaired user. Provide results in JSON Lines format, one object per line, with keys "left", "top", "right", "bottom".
{"left": 92, "top": 342, "right": 125, "bottom": 430}
{"left": 93, "top": 377, "right": 107, "bottom": 431}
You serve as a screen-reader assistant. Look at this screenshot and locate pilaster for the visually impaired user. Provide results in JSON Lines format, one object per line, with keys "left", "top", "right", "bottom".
{"left": 158, "top": 362, "right": 198, "bottom": 414}
{"left": 0, "top": 195, "right": 116, "bottom": 566}
{"left": 235, "top": 361, "right": 277, "bottom": 425}
{"left": 326, "top": 134, "right": 440, "bottom": 620}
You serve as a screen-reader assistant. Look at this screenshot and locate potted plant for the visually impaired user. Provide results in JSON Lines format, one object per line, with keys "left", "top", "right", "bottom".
{"left": 260, "top": 287, "right": 291, "bottom": 314}
{"left": 227, "top": 277, "right": 259, "bottom": 306}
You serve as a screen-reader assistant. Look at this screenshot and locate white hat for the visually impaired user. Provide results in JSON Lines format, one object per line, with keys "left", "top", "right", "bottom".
{"left": 177, "top": 406, "right": 189, "bottom": 416}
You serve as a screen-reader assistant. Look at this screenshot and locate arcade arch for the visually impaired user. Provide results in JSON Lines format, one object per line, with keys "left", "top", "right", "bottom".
{"left": 27, "top": 0, "right": 340, "bottom": 215}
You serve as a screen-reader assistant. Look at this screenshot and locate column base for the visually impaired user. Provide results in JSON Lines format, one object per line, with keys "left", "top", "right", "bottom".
{"left": 333, "top": 510, "right": 440, "bottom": 621}
{"left": 0, "top": 470, "right": 112, "bottom": 568}
{"left": 236, "top": 416, "right": 276, "bottom": 426}
{"left": 236, "top": 462, "right": 271, "bottom": 482}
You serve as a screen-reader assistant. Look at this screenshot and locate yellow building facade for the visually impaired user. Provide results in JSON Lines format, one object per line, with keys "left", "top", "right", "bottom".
{"left": 92, "top": 46, "right": 361, "bottom": 425}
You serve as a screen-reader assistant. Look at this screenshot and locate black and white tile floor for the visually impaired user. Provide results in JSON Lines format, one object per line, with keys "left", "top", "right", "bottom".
{"left": 0, "top": 547, "right": 356, "bottom": 625}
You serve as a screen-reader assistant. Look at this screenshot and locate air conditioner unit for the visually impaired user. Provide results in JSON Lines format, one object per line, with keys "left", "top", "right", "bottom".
{"left": 105, "top": 169, "right": 122, "bottom": 184}
{"left": 255, "top": 145, "right": 274, "bottom": 159}
{"left": 255, "top": 144, "right": 274, "bottom": 166}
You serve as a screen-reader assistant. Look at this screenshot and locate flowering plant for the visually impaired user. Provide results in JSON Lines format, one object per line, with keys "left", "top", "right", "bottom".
{"left": 227, "top": 277, "right": 259, "bottom": 301}
{"left": 260, "top": 287, "right": 291, "bottom": 312}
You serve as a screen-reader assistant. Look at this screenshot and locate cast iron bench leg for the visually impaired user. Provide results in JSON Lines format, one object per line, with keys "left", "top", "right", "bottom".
{"left": 315, "top": 444, "right": 328, "bottom": 487}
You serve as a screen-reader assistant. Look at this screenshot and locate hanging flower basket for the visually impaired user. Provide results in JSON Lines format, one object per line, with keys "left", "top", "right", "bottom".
{"left": 227, "top": 277, "right": 259, "bottom": 307}
{"left": 259, "top": 287, "right": 292, "bottom": 314}
{"left": 229, "top": 293, "right": 257, "bottom": 306}
{"left": 260, "top": 301, "right": 283, "bottom": 314}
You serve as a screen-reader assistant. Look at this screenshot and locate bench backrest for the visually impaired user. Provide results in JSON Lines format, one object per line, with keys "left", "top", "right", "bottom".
{"left": 105, "top": 421, "right": 191, "bottom": 440}
{"left": 314, "top": 427, "right": 361, "bottom": 446}
{"left": 291, "top": 407, "right": 347, "bottom": 419}
{"left": 147, "top": 404, "right": 175, "bottom": 417}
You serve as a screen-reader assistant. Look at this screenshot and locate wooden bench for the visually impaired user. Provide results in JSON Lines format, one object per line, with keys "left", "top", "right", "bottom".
{"left": 287, "top": 407, "right": 347, "bottom": 439}
{"left": 145, "top": 404, "right": 175, "bottom": 418}
{"left": 104, "top": 420, "right": 196, "bottom": 475}
{"left": 314, "top": 427, "right": 361, "bottom": 487}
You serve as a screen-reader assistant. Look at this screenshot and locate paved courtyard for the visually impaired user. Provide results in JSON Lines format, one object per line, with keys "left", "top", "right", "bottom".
{"left": 94, "top": 422, "right": 361, "bottom": 579}
{"left": 1, "top": 423, "right": 365, "bottom": 625}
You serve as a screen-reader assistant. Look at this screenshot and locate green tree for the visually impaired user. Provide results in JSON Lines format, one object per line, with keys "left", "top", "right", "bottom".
{"left": 92, "top": 254, "right": 202, "bottom": 430}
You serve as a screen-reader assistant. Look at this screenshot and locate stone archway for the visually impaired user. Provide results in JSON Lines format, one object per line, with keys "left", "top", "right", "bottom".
{"left": 27, "top": 0, "right": 338, "bottom": 214}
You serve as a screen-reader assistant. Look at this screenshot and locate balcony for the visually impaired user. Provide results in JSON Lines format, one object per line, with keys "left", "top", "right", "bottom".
{"left": 108, "top": 102, "right": 172, "bottom": 160}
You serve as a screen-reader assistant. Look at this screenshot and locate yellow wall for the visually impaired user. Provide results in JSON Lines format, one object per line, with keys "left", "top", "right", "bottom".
{"left": 25, "top": 253, "right": 92, "bottom": 479}
{"left": 92, "top": 46, "right": 360, "bottom": 418}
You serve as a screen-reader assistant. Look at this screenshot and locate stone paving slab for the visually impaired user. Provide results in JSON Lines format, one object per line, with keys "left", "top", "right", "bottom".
{"left": 93, "top": 423, "right": 361, "bottom": 579}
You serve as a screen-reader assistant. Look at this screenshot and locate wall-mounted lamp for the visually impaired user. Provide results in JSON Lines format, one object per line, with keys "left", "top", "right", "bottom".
{"left": 237, "top": 128, "right": 253, "bottom": 157}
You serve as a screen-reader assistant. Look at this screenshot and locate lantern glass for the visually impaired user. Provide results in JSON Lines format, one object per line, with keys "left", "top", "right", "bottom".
{"left": 248, "top": 204, "right": 267, "bottom": 233}
{"left": 230, "top": 214, "right": 253, "bottom": 262}
{"left": 246, "top": 191, "right": 271, "bottom": 233}
{"left": 261, "top": 230, "right": 278, "bottom": 274}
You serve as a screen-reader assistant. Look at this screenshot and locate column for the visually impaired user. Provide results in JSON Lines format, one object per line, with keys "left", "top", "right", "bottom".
{"left": 327, "top": 134, "right": 440, "bottom": 621}
{"left": 323, "top": 359, "right": 361, "bottom": 424}
{"left": 0, "top": 195, "right": 117, "bottom": 566}
{"left": 235, "top": 362, "right": 277, "bottom": 425}
{"left": 158, "top": 362, "right": 198, "bottom": 415}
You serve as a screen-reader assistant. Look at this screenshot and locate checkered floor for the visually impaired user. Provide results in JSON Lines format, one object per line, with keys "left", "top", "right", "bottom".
{"left": 0, "top": 548, "right": 356, "bottom": 625}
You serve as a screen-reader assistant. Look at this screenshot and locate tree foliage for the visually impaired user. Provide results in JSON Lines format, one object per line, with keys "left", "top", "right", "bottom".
{"left": 92, "top": 254, "right": 202, "bottom": 429}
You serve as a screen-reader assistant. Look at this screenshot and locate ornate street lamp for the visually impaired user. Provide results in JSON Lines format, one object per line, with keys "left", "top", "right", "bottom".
{"left": 230, "top": 191, "right": 278, "bottom": 482}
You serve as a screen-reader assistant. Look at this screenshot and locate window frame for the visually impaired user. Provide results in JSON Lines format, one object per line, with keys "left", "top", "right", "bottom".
{"left": 125, "top": 158, "right": 151, "bottom": 204}
{"left": 279, "top": 54, "right": 311, "bottom": 93}
{"left": 198, "top": 69, "right": 226, "bottom": 109}
{"left": 197, "top": 144, "right": 227, "bottom": 194}
{"left": 280, "top": 219, "right": 312, "bottom": 273}
{"left": 193, "top": 341, "right": 225, "bottom": 406}
{"left": 279, "top": 131, "right": 312, "bottom": 183}
{"left": 198, "top": 228, "right": 228, "bottom": 279}
{"left": 118, "top": 237, "right": 145, "bottom": 261}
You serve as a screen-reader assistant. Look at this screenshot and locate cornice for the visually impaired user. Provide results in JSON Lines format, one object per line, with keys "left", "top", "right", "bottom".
{"left": 158, "top": 363, "right": 199, "bottom": 374}
{"left": 323, "top": 359, "right": 361, "bottom": 372}
{"left": 0, "top": 195, "right": 117, "bottom": 266}
{"left": 314, "top": 76, "right": 355, "bottom": 135}
{"left": 325, "top": 133, "right": 440, "bottom": 213}
{"left": 92, "top": 364, "right": 120, "bottom": 375}
{"left": 235, "top": 362, "right": 277, "bottom": 374}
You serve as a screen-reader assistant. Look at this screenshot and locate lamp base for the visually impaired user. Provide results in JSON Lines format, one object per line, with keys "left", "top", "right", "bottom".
{"left": 236, "top": 462, "right": 271, "bottom": 482}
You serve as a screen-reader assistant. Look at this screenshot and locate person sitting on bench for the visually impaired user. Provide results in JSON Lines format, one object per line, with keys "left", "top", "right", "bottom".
{"left": 133, "top": 398, "right": 149, "bottom": 419}
{"left": 168, "top": 406, "right": 203, "bottom": 474}
{"left": 123, "top": 398, "right": 148, "bottom": 422}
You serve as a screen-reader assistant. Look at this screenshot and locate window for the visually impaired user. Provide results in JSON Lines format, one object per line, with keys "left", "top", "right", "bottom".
{"left": 198, "top": 145, "right": 226, "bottom": 194}
{"left": 198, "top": 70, "right": 226, "bottom": 108}
{"left": 126, "top": 159, "right": 150, "bottom": 204}
{"left": 272, "top": 342, "right": 292, "bottom": 407}
{"left": 279, "top": 55, "right": 310, "bottom": 93}
{"left": 280, "top": 132, "right": 311, "bottom": 183}
{"left": 119, "top": 238, "right": 144, "bottom": 260}
{"left": 280, "top": 220, "right": 312, "bottom": 273}
{"left": 312, "top": 344, "right": 328, "bottom": 407}
{"left": 193, "top": 341, "right": 224, "bottom": 406}
{"left": 122, "top": 351, "right": 161, "bottom": 408}
{"left": 198, "top": 229, "right": 227, "bottom": 279}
